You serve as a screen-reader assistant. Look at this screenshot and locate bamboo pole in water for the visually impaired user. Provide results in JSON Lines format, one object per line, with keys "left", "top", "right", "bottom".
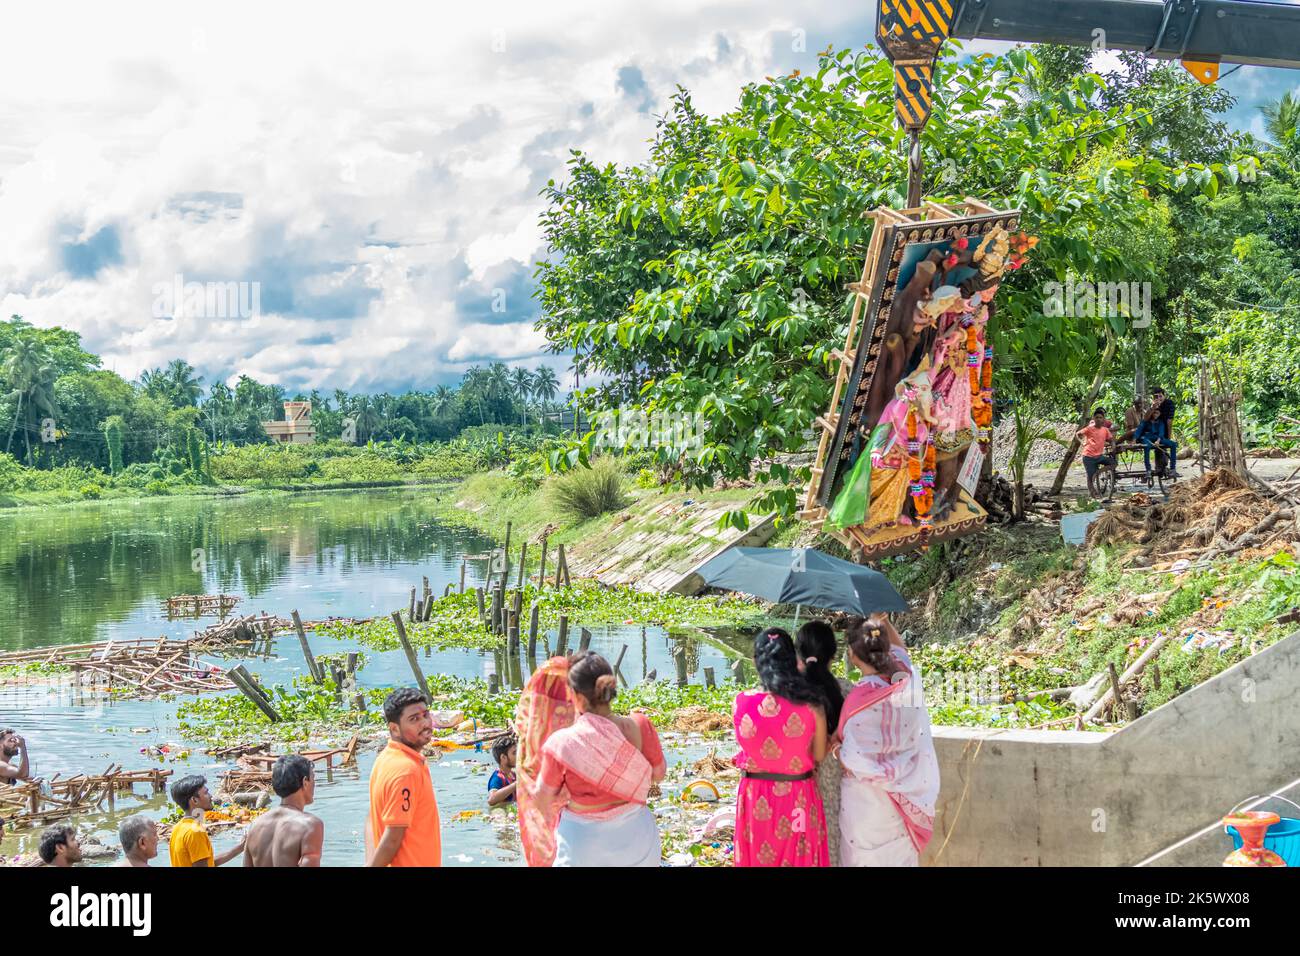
{"left": 527, "top": 603, "right": 540, "bottom": 657}
{"left": 390, "top": 612, "right": 430, "bottom": 702}
{"left": 291, "top": 610, "right": 322, "bottom": 682}
{"left": 579, "top": 627, "right": 592, "bottom": 651}
{"left": 538, "top": 537, "right": 548, "bottom": 588}
{"left": 229, "top": 665, "right": 281, "bottom": 722}
{"left": 459, "top": 560, "right": 467, "bottom": 594}
{"left": 518, "top": 543, "right": 528, "bottom": 594}
{"left": 556, "top": 615, "right": 569, "bottom": 656}
{"left": 704, "top": 666, "right": 716, "bottom": 688}
{"left": 503, "top": 522, "right": 512, "bottom": 587}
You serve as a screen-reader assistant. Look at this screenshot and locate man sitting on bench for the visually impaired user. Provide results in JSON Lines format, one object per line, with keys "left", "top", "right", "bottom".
{"left": 1139, "top": 388, "right": 1179, "bottom": 479}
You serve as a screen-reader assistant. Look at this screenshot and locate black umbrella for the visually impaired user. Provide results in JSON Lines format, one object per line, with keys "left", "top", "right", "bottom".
{"left": 695, "top": 547, "right": 908, "bottom": 616}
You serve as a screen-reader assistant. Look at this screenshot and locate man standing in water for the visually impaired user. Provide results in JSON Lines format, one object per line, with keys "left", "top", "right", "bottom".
{"left": 366, "top": 687, "right": 441, "bottom": 867}
{"left": 244, "top": 754, "right": 324, "bottom": 867}
{"left": 115, "top": 815, "right": 159, "bottom": 867}
{"left": 0, "top": 729, "right": 31, "bottom": 784}
{"left": 168, "top": 774, "right": 245, "bottom": 867}
{"left": 38, "top": 825, "right": 81, "bottom": 867}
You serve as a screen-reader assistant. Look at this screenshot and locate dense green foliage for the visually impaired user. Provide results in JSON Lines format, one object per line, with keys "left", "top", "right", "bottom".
{"left": 0, "top": 311, "right": 571, "bottom": 486}
{"left": 533, "top": 45, "right": 1279, "bottom": 521}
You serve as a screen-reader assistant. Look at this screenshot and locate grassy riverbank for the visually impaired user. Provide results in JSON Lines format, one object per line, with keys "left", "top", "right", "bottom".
{"left": 0, "top": 438, "right": 509, "bottom": 509}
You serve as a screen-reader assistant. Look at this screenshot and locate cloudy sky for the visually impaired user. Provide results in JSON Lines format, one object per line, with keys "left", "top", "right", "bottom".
{"left": 2, "top": 0, "right": 1297, "bottom": 395}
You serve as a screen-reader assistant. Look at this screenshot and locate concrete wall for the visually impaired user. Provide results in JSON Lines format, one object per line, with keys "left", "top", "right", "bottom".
{"left": 921, "top": 630, "right": 1300, "bottom": 866}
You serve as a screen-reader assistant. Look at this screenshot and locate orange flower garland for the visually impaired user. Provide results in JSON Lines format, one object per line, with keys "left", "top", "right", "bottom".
{"left": 905, "top": 407, "right": 934, "bottom": 530}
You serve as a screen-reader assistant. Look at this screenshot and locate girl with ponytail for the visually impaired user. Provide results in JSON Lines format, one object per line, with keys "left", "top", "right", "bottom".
{"left": 731, "top": 627, "right": 830, "bottom": 867}
{"left": 837, "top": 615, "right": 940, "bottom": 867}
{"left": 796, "top": 620, "right": 848, "bottom": 865}
{"left": 525, "top": 651, "right": 666, "bottom": 866}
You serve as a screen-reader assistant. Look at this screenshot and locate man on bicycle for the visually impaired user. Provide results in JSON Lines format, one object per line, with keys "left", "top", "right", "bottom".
{"left": 1078, "top": 408, "right": 1116, "bottom": 500}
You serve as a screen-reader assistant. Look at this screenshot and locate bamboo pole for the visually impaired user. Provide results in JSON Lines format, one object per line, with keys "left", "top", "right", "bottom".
{"left": 229, "top": 665, "right": 281, "bottom": 722}
{"left": 538, "top": 537, "right": 548, "bottom": 588}
{"left": 291, "top": 610, "right": 323, "bottom": 682}
{"left": 527, "top": 603, "right": 540, "bottom": 657}
{"left": 556, "top": 615, "right": 569, "bottom": 656}
{"left": 390, "top": 612, "right": 430, "bottom": 703}
{"left": 579, "top": 627, "right": 592, "bottom": 651}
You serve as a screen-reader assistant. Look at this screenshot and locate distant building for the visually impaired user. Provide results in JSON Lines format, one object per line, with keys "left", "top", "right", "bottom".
{"left": 263, "top": 401, "right": 316, "bottom": 444}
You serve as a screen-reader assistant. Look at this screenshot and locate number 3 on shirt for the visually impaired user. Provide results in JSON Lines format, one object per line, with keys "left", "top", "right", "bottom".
{"left": 401, "top": 787, "right": 411, "bottom": 811}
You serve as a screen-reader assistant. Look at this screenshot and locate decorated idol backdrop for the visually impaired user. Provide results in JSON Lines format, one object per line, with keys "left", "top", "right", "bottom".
{"left": 821, "top": 211, "right": 1033, "bottom": 559}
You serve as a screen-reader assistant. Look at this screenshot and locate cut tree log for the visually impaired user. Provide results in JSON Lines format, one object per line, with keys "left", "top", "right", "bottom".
{"left": 1083, "top": 632, "right": 1172, "bottom": 722}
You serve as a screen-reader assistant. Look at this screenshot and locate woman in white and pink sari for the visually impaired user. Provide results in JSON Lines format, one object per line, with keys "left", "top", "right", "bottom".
{"left": 837, "top": 617, "right": 940, "bottom": 867}
{"left": 518, "top": 651, "right": 666, "bottom": 867}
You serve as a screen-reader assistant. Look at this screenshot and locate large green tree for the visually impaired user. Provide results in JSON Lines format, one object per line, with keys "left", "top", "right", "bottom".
{"left": 534, "top": 45, "right": 1253, "bottom": 521}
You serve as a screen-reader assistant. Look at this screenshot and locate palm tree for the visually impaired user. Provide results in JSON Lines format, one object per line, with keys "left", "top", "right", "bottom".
{"left": 1261, "top": 90, "right": 1300, "bottom": 149}
{"left": 139, "top": 367, "right": 164, "bottom": 395}
{"left": 352, "top": 396, "right": 381, "bottom": 443}
{"left": 532, "top": 366, "right": 560, "bottom": 425}
{"left": 509, "top": 367, "right": 533, "bottom": 425}
{"left": 462, "top": 366, "right": 489, "bottom": 425}
{"left": 430, "top": 385, "right": 453, "bottom": 419}
{"left": 2, "top": 339, "right": 58, "bottom": 466}
{"left": 487, "top": 363, "right": 511, "bottom": 423}
{"left": 201, "top": 381, "right": 234, "bottom": 443}
{"left": 165, "top": 359, "right": 203, "bottom": 407}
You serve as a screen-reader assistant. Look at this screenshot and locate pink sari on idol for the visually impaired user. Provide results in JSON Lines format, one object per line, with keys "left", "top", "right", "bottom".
{"left": 732, "top": 691, "right": 829, "bottom": 867}
{"left": 836, "top": 647, "right": 940, "bottom": 866}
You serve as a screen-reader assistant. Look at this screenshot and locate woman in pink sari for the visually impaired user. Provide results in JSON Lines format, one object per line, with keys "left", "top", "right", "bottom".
{"left": 733, "top": 627, "right": 830, "bottom": 867}
{"left": 837, "top": 617, "right": 940, "bottom": 867}
{"left": 515, "top": 651, "right": 666, "bottom": 867}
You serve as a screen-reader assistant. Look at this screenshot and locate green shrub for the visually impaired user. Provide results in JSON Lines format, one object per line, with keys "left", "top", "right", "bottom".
{"left": 145, "top": 480, "right": 169, "bottom": 496}
{"left": 634, "top": 468, "right": 659, "bottom": 489}
{"left": 546, "top": 456, "right": 629, "bottom": 521}
{"left": 79, "top": 483, "right": 103, "bottom": 499}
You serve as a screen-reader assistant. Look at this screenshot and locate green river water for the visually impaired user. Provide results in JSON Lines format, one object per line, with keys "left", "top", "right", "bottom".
{"left": 0, "top": 488, "right": 740, "bottom": 866}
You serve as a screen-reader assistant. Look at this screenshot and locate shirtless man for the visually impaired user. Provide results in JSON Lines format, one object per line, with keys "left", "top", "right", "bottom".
{"left": 115, "top": 814, "right": 159, "bottom": 867}
{"left": 0, "top": 730, "right": 31, "bottom": 785}
{"left": 244, "top": 754, "right": 324, "bottom": 867}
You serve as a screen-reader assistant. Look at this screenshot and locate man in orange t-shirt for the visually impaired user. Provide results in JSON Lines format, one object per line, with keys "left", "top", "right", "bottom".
{"left": 1077, "top": 408, "right": 1115, "bottom": 500}
{"left": 366, "top": 687, "right": 441, "bottom": 867}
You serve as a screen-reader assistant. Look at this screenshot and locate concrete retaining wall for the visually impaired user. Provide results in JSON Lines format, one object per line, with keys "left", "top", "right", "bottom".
{"left": 921, "top": 630, "right": 1300, "bottom": 866}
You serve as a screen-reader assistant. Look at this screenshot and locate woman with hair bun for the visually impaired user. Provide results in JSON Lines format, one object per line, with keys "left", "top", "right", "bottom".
{"left": 522, "top": 650, "right": 666, "bottom": 866}
{"left": 732, "top": 627, "right": 830, "bottom": 867}
{"left": 796, "top": 619, "right": 849, "bottom": 865}
{"left": 837, "top": 616, "right": 940, "bottom": 867}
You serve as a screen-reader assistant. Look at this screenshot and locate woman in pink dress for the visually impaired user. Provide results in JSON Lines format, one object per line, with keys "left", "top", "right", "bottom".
{"left": 732, "top": 627, "right": 830, "bottom": 867}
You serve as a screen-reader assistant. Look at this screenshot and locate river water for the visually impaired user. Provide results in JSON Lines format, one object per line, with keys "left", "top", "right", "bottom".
{"left": 0, "top": 488, "right": 745, "bottom": 866}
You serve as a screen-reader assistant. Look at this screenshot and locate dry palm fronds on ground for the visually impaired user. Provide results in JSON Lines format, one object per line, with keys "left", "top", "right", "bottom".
{"left": 1086, "top": 469, "right": 1298, "bottom": 563}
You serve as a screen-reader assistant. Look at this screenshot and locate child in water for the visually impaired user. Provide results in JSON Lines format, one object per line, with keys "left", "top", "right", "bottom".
{"left": 487, "top": 734, "right": 517, "bottom": 807}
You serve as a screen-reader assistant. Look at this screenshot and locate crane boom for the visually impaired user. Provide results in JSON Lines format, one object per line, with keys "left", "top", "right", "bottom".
{"left": 953, "top": 0, "right": 1300, "bottom": 74}
{"left": 877, "top": 0, "right": 1300, "bottom": 203}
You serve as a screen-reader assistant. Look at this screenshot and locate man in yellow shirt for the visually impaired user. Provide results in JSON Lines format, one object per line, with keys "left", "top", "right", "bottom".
{"left": 366, "top": 687, "right": 441, "bottom": 867}
{"left": 168, "top": 775, "right": 245, "bottom": 867}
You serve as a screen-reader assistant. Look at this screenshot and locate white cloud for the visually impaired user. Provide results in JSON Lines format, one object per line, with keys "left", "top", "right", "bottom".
{"left": 1, "top": 0, "right": 1293, "bottom": 393}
